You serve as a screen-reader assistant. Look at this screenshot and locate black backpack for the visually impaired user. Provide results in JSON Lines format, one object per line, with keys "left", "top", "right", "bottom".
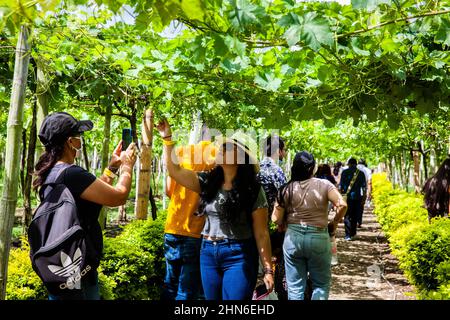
{"left": 28, "top": 164, "right": 92, "bottom": 295}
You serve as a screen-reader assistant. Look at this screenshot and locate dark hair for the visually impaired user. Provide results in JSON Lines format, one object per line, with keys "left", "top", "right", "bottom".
{"left": 358, "top": 159, "right": 367, "bottom": 166}
{"left": 348, "top": 158, "right": 357, "bottom": 166}
{"left": 333, "top": 161, "right": 342, "bottom": 176}
{"left": 277, "top": 151, "right": 315, "bottom": 213}
{"left": 422, "top": 157, "right": 450, "bottom": 220}
{"left": 32, "top": 143, "right": 66, "bottom": 191}
{"left": 199, "top": 154, "right": 260, "bottom": 223}
{"left": 316, "top": 164, "right": 332, "bottom": 177}
{"left": 265, "top": 135, "right": 285, "bottom": 157}
{"left": 315, "top": 164, "right": 324, "bottom": 177}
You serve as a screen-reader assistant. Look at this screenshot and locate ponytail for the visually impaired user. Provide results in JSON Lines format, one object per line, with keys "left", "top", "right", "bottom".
{"left": 32, "top": 144, "right": 65, "bottom": 191}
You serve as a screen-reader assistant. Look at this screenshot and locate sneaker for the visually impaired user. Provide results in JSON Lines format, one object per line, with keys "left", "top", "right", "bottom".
{"left": 344, "top": 236, "right": 352, "bottom": 241}
{"left": 357, "top": 224, "right": 362, "bottom": 228}
{"left": 331, "top": 255, "right": 339, "bottom": 266}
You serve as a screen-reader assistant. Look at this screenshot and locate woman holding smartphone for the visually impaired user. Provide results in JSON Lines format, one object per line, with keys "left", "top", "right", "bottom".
{"left": 33, "top": 112, "right": 138, "bottom": 300}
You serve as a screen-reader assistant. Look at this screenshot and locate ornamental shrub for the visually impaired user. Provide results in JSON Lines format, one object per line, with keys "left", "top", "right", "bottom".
{"left": 6, "top": 239, "right": 46, "bottom": 300}
{"left": 372, "top": 173, "right": 450, "bottom": 299}
{"left": 99, "top": 211, "right": 166, "bottom": 300}
{"left": 7, "top": 211, "right": 167, "bottom": 300}
{"left": 402, "top": 218, "right": 450, "bottom": 294}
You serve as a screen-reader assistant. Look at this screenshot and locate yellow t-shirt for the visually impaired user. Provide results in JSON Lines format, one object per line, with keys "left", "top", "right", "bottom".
{"left": 164, "top": 141, "right": 216, "bottom": 238}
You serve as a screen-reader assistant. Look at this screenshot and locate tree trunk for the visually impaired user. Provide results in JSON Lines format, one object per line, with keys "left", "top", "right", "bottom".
{"left": 118, "top": 205, "right": 127, "bottom": 222}
{"left": 412, "top": 150, "right": 421, "bottom": 193}
{"left": 396, "top": 155, "right": 405, "bottom": 189}
{"left": 20, "top": 128, "right": 27, "bottom": 195}
{"left": 35, "top": 61, "right": 49, "bottom": 158}
{"left": 448, "top": 136, "right": 450, "bottom": 156}
{"left": 402, "top": 150, "right": 410, "bottom": 193}
{"left": 81, "top": 136, "right": 90, "bottom": 172}
{"left": 91, "top": 147, "right": 96, "bottom": 172}
{"left": 98, "top": 103, "right": 112, "bottom": 230}
{"left": 386, "top": 160, "right": 391, "bottom": 181}
{"left": 149, "top": 185, "right": 157, "bottom": 220}
{"left": 101, "top": 104, "right": 112, "bottom": 172}
{"left": 129, "top": 99, "right": 138, "bottom": 144}
{"left": 0, "top": 25, "right": 31, "bottom": 299}
{"left": 22, "top": 95, "right": 37, "bottom": 233}
{"left": 419, "top": 140, "right": 428, "bottom": 185}
{"left": 135, "top": 109, "right": 154, "bottom": 220}
{"left": 152, "top": 156, "right": 160, "bottom": 198}
{"left": 392, "top": 157, "right": 399, "bottom": 188}
{"left": 429, "top": 147, "right": 437, "bottom": 176}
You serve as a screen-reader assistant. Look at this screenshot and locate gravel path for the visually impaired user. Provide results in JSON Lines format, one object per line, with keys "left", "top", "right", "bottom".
{"left": 329, "top": 205, "right": 416, "bottom": 300}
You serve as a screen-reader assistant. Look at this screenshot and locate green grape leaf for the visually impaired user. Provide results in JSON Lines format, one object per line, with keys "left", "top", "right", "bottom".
{"left": 255, "top": 72, "right": 282, "bottom": 92}
{"left": 181, "top": 0, "right": 205, "bottom": 21}
{"left": 224, "top": 35, "right": 247, "bottom": 58}
{"left": 284, "top": 12, "right": 333, "bottom": 51}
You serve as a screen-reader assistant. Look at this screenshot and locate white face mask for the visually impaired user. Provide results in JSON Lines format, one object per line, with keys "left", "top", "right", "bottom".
{"left": 70, "top": 137, "right": 83, "bottom": 158}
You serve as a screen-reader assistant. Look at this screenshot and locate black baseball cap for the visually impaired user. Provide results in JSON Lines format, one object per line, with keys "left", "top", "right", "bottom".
{"left": 38, "top": 112, "right": 93, "bottom": 147}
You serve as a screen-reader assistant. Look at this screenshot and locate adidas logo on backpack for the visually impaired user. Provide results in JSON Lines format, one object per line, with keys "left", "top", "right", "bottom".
{"left": 48, "top": 248, "right": 92, "bottom": 290}
{"left": 28, "top": 164, "right": 92, "bottom": 295}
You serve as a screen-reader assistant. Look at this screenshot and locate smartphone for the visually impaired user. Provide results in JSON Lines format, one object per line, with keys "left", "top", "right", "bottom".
{"left": 122, "top": 128, "right": 133, "bottom": 151}
{"left": 253, "top": 284, "right": 269, "bottom": 300}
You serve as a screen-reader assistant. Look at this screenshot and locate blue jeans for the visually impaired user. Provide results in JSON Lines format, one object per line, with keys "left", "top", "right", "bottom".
{"left": 162, "top": 233, "right": 203, "bottom": 300}
{"left": 48, "top": 272, "right": 100, "bottom": 300}
{"left": 200, "top": 238, "right": 258, "bottom": 300}
{"left": 283, "top": 224, "right": 331, "bottom": 300}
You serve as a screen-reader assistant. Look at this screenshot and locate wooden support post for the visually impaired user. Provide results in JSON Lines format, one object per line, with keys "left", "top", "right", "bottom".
{"left": 135, "top": 109, "right": 154, "bottom": 220}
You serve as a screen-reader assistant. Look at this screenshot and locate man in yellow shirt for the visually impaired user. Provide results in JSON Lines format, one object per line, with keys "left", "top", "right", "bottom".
{"left": 162, "top": 141, "right": 216, "bottom": 300}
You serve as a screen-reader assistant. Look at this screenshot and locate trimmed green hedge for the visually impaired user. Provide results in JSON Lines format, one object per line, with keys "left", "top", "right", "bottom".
{"left": 6, "top": 211, "right": 166, "bottom": 300}
{"left": 99, "top": 211, "right": 166, "bottom": 300}
{"left": 372, "top": 173, "right": 450, "bottom": 299}
{"left": 6, "top": 240, "right": 47, "bottom": 300}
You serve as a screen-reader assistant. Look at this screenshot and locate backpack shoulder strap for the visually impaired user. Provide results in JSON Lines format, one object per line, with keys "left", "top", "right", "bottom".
{"left": 39, "top": 164, "right": 74, "bottom": 201}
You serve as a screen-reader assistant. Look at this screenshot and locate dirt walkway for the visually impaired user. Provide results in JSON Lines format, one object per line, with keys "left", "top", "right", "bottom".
{"left": 329, "top": 205, "right": 416, "bottom": 300}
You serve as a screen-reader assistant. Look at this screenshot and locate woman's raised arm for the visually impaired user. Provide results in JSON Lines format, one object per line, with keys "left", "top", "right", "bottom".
{"left": 156, "top": 119, "right": 201, "bottom": 194}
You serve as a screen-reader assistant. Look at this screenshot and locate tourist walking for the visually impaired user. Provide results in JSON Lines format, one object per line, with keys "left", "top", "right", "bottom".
{"left": 356, "top": 159, "right": 372, "bottom": 227}
{"left": 315, "top": 164, "right": 337, "bottom": 186}
{"left": 332, "top": 161, "right": 344, "bottom": 185}
{"left": 339, "top": 158, "right": 366, "bottom": 240}
{"left": 272, "top": 151, "right": 347, "bottom": 300}
{"left": 315, "top": 163, "right": 340, "bottom": 266}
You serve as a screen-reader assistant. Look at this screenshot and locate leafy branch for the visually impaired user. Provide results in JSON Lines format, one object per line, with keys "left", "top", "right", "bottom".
{"left": 337, "top": 9, "right": 450, "bottom": 38}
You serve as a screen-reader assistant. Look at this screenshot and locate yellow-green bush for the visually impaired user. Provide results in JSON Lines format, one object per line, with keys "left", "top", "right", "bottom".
{"left": 6, "top": 239, "right": 46, "bottom": 300}
{"left": 372, "top": 173, "right": 450, "bottom": 299}
{"left": 6, "top": 211, "right": 167, "bottom": 300}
